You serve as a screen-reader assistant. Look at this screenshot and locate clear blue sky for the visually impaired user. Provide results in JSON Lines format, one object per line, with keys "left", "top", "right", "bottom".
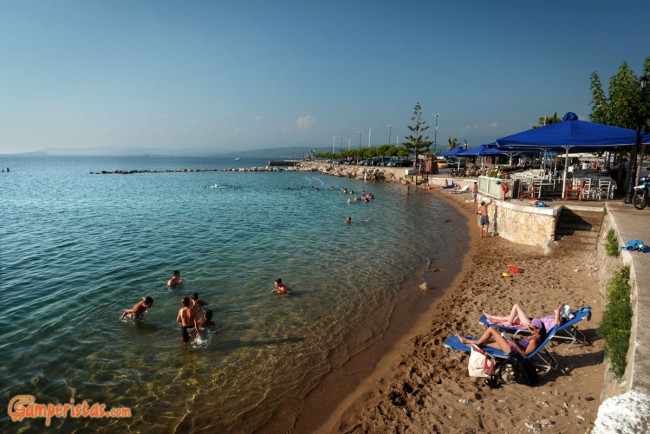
{"left": 1, "top": 0, "right": 648, "bottom": 155}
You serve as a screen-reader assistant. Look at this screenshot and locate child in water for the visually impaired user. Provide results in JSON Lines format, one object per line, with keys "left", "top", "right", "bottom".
{"left": 120, "top": 296, "right": 154, "bottom": 320}
{"left": 273, "top": 278, "right": 290, "bottom": 295}
{"left": 167, "top": 270, "right": 183, "bottom": 289}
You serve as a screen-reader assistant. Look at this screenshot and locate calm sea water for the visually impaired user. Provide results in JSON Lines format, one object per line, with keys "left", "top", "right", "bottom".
{"left": 0, "top": 155, "right": 468, "bottom": 433}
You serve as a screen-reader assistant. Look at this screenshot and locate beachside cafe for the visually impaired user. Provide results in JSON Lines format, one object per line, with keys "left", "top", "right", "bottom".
{"left": 473, "top": 112, "right": 650, "bottom": 201}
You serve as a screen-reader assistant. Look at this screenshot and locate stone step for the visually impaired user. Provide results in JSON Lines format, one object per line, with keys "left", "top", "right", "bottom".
{"left": 555, "top": 228, "right": 600, "bottom": 238}
{"left": 556, "top": 222, "right": 602, "bottom": 233}
{"left": 555, "top": 234, "right": 600, "bottom": 249}
{"left": 555, "top": 208, "right": 604, "bottom": 249}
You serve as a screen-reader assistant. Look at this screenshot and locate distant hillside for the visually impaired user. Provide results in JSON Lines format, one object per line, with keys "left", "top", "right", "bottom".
{"left": 5, "top": 146, "right": 330, "bottom": 158}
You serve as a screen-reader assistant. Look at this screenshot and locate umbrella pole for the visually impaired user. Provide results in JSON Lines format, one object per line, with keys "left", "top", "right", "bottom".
{"left": 562, "top": 147, "right": 570, "bottom": 199}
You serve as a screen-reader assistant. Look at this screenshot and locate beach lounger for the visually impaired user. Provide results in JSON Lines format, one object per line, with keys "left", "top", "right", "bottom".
{"left": 444, "top": 326, "right": 559, "bottom": 375}
{"left": 478, "top": 306, "right": 591, "bottom": 351}
{"left": 449, "top": 186, "right": 470, "bottom": 194}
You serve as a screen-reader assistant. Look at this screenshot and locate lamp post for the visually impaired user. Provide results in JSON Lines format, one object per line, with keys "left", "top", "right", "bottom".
{"left": 432, "top": 113, "right": 440, "bottom": 154}
{"left": 634, "top": 76, "right": 649, "bottom": 187}
{"left": 387, "top": 124, "right": 392, "bottom": 146}
{"left": 625, "top": 76, "right": 649, "bottom": 204}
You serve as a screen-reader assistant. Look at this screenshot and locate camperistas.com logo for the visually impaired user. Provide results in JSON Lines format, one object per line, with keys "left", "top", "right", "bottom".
{"left": 8, "top": 395, "right": 132, "bottom": 427}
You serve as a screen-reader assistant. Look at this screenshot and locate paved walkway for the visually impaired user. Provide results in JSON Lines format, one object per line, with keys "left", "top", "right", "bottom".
{"left": 594, "top": 201, "right": 650, "bottom": 431}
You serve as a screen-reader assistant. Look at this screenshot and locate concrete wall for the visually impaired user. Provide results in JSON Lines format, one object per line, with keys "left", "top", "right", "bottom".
{"left": 488, "top": 200, "right": 558, "bottom": 253}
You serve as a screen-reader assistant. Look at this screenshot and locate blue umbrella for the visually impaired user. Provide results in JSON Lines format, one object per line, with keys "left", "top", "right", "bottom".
{"left": 438, "top": 147, "right": 466, "bottom": 157}
{"left": 497, "top": 112, "right": 649, "bottom": 197}
{"left": 459, "top": 143, "right": 505, "bottom": 156}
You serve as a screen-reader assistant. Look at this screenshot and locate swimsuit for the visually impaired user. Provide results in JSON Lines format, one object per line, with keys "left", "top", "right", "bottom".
{"left": 182, "top": 326, "right": 196, "bottom": 342}
{"left": 480, "top": 215, "right": 489, "bottom": 226}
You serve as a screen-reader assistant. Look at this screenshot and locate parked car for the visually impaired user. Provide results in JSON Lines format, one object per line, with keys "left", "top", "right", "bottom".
{"left": 437, "top": 159, "right": 450, "bottom": 168}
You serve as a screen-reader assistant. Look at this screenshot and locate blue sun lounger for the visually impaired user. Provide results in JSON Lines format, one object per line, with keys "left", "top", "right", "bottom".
{"left": 478, "top": 306, "right": 591, "bottom": 351}
{"left": 444, "top": 326, "right": 559, "bottom": 375}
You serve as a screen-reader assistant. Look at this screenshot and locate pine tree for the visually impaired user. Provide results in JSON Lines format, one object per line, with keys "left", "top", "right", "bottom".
{"left": 403, "top": 102, "right": 433, "bottom": 167}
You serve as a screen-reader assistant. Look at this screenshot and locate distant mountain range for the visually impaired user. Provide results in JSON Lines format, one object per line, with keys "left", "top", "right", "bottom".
{"left": 4, "top": 146, "right": 329, "bottom": 159}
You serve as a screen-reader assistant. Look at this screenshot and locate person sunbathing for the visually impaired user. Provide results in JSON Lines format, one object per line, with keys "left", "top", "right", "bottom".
{"left": 457, "top": 319, "right": 547, "bottom": 356}
{"left": 484, "top": 302, "right": 568, "bottom": 332}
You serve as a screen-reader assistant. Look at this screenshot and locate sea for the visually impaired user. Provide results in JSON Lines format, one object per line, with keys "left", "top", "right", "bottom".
{"left": 0, "top": 155, "right": 469, "bottom": 433}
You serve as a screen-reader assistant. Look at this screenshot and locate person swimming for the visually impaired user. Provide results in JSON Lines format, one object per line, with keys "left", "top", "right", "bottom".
{"left": 273, "top": 278, "right": 290, "bottom": 295}
{"left": 120, "top": 296, "right": 153, "bottom": 320}
{"left": 167, "top": 270, "right": 183, "bottom": 289}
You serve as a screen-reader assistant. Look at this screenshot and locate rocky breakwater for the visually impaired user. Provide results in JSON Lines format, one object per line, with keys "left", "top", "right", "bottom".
{"left": 297, "top": 162, "right": 399, "bottom": 182}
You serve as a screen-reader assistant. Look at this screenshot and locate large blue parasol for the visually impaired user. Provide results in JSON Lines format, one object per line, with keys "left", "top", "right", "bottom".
{"left": 496, "top": 112, "right": 649, "bottom": 197}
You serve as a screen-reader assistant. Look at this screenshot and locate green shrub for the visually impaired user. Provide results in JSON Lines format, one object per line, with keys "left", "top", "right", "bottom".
{"left": 605, "top": 229, "right": 620, "bottom": 257}
{"left": 598, "top": 266, "right": 632, "bottom": 378}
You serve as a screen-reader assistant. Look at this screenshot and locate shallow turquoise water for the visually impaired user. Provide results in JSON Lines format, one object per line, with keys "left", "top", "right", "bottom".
{"left": 0, "top": 155, "right": 467, "bottom": 433}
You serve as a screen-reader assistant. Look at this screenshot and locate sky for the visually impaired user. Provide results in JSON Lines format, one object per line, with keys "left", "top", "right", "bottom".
{"left": 1, "top": 0, "right": 648, "bottom": 155}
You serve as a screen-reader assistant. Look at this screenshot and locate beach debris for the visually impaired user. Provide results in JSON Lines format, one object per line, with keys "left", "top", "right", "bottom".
{"left": 458, "top": 399, "right": 471, "bottom": 405}
{"left": 427, "top": 268, "right": 441, "bottom": 273}
{"left": 501, "top": 272, "right": 512, "bottom": 278}
{"left": 419, "top": 282, "right": 431, "bottom": 291}
{"left": 508, "top": 264, "right": 519, "bottom": 274}
{"left": 540, "top": 419, "right": 555, "bottom": 426}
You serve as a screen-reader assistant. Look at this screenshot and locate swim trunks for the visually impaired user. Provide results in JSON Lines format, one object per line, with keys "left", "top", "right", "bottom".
{"left": 480, "top": 215, "right": 489, "bottom": 226}
{"left": 182, "top": 326, "right": 196, "bottom": 342}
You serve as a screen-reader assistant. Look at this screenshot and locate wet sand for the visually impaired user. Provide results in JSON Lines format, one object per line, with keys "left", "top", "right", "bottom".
{"left": 318, "top": 184, "right": 605, "bottom": 433}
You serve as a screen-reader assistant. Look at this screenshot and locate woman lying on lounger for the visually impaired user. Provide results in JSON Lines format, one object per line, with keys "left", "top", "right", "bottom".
{"left": 457, "top": 318, "right": 547, "bottom": 356}
{"left": 484, "top": 303, "right": 568, "bottom": 331}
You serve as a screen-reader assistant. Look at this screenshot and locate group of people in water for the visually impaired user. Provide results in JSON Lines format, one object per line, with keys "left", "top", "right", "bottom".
{"left": 121, "top": 270, "right": 291, "bottom": 343}
{"left": 342, "top": 187, "right": 374, "bottom": 225}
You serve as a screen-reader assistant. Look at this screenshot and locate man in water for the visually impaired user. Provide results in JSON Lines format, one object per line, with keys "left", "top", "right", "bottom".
{"left": 177, "top": 297, "right": 199, "bottom": 343}
{"left": 273, "top": 278, "right": 290, "bottom": 295}
{"left": 120, "top": 296, "right": 154, "bottom": 320}
{"left": 167, "top": 270, "right": 183, "bottom": 289}
{"left": 477, "top": 197, "right": 493, "bottom": 237}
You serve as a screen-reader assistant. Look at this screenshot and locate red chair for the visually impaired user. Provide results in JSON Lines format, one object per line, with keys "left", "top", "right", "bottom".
{"left": 565, "top": 179, "right": 585, "bottom": 201}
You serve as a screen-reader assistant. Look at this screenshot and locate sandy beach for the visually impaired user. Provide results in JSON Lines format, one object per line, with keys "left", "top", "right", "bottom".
{"left": 320, "top": 182, "right": 606, "bottom": 434}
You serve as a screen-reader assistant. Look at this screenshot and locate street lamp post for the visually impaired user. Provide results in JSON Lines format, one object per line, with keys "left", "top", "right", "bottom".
{"left": 634, "top": 76, "right": 650, "bottom": 187}
{"left": 625, "top": 76, "right": 649, "bottom": 204}
{"left": 387, "top": 124, "right": 392, "bottom": 146}
{"left": 432, "top": 113, "right": 440, "bottom": 154}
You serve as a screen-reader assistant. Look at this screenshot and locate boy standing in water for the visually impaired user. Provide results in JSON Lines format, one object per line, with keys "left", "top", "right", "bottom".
{"left": 177, "top": 297, "right": 199, "bottom": 343}
{"left": 167, "top": 270, "right": 183, "bottom": 289}
{"left": 477, "top": 197, "right": 493, "bottom": 237}
{"left": 197, "top": 310, "right": 215, "bottom": 328}
{"left": 120, "top": 296, "right": 154, "bottom": 320}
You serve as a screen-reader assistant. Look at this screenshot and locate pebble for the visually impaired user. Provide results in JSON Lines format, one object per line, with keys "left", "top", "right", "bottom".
{"left": 458, "top": 399, "right": 471, "bottom": 405}
{"left": 540, "top": 419, "right": 555, "bottom": 426}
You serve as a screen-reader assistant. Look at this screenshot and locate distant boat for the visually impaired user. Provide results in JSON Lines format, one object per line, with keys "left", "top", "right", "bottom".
{"left": 234, "top": 157, "right": 240, "bottom": 161}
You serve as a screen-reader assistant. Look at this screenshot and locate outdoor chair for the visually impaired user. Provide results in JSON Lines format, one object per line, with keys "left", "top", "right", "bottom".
{"left": 580, "top": 178, "right": 592, "bottom": 200}
{"left": 477, "top": 306, "right": 592, "bottom": 352}
{"left": 517, "top": 178, "right": 535, "bottom": 199}
{"left": 444, "top": 326, "right": 559, "bottom": 375}
{"left": 596, "top": 178, "right": 613, "bottom": 200}
{"left": 565, "top": 179, "right": 585, "bottom": 201}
